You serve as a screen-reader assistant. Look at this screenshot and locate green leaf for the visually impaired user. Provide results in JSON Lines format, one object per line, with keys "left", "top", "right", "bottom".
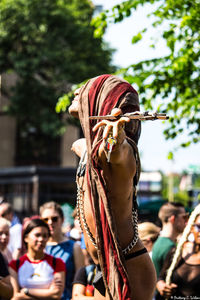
{"left": 131, "top": 32, "right": 142, "bottom": 44}
{"left": 167, "top": 151, "right": 174, "bottom": 160}
{"left": 56, "top": 94, "right": 71, "bottom": 113}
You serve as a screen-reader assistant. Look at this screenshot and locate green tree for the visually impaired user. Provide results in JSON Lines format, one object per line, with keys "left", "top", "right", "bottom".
{"left": 0, "top": 0, "right": 115, "bottom": 165}
{"left": 92, "top": 0, "right": 200, "bottom": 157}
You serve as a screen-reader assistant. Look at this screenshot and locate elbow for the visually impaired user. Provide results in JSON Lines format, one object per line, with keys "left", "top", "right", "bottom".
{"left": 51, "top": 288, "right": 64, "bottom": 300}
{"left": 52, "top": 294, "right": 63, "bottom": 300}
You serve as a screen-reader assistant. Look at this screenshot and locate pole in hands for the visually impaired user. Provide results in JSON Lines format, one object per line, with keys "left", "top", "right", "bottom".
{"left": 89, "top": 111, "right": 169, "bottom": 121}
{"left": 91, "top": 109, "right": 169, "bottom": 164}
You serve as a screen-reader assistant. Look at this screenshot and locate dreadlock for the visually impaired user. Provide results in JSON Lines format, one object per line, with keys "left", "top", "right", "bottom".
{"left": 165, "top": 203, "right": 200, "bottom": 285}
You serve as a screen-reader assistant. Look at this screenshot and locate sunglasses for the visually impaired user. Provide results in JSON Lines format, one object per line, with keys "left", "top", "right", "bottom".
{"left": 193, "top": 224, "right": 200, "bottom": 232}
{"left": 42, "top": 216, "right": 59, "bottom": 223}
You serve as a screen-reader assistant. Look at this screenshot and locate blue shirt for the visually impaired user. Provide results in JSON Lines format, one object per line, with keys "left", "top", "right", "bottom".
{"left": 45, "top": 239, "right": 75, "bottom": 300}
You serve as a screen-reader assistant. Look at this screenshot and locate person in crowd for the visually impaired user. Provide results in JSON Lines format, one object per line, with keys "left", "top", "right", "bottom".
{"left": 0, "top": 250, "right": 13, "bottom": 299}
{"left": 156, "top": 203, "right": 200, "bottom": 299}
{"left": 40, "top": 201, "right": 84, "bottom": 300}
{"left": 0, "top": 217, "right": 12, "bottom": 263}
{"left": 20, "top": 215, "right": 41, "bottom": 257}
{"left": 68, "top": 74, "right": 156, "bottom": 300}
{"left": 138, "top": 222, "right": 160, "bottom": 258}
{"left": 9, "top": 218, "right": 66, "bottom": 300}
{"left": 71, "top": 255, "right": 96, "bottom": 300}
{"left": 152, "top": 202, "right": 188, "bottom": 277}
{"left": 0, "top": 203, "right": 22, "bottom": 259}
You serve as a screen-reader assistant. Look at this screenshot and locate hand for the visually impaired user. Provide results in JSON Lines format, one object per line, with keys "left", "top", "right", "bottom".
{"left": 11, "top": 292, "right": 26, "bottom": 300}
{"left": 92, "top": 108, "right": 130, "bottom": 141}
{"left": 157, "top": 280, "right": 177, "bottom": 298}
{"left": 50, "top": 277, "right": 63, "bottom": 290}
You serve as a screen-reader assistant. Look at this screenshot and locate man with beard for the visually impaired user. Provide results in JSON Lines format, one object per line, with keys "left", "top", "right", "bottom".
{"left": 152, "top": 202, "right": 188, "bottom": 278}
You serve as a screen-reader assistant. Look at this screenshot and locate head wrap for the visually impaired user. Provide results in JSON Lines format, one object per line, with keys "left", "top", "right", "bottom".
{"left": 77, "top": 74, "right": 141, "bottom": 300}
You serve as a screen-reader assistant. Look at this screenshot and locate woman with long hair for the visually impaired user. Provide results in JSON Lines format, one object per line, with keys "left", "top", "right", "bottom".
{"left": 9, "top": 218, "right": 66, "bottom": 300}
{"left": 40, "top": 201, "right": 84, "bottom": 300}
{"left": 156, "top": 203, "right": 200, "bottom": 299}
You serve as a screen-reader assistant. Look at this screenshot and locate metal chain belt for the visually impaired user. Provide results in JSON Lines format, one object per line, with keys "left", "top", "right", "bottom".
{"left": 76, "top": 179, "right": 139, "bottom": 255}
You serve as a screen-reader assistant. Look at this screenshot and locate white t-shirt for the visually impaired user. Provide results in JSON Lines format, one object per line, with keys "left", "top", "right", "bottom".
{"left": 9, "top": 253, "right": 66, "bottom": 289}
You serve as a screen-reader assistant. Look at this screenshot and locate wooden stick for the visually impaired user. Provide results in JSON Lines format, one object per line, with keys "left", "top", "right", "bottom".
{"left": 89, "top": 111, "right": 169, "bottom": 121}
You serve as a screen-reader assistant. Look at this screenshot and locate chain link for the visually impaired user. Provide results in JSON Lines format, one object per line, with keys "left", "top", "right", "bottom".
{"left": 76, "top": 182, "right": 97, "bottom": 248}
{"left": 122, "top": 208, "right": 138, "bottom": 255}
{"left": 76, "top": 179, "right": 138, "bottom": 255}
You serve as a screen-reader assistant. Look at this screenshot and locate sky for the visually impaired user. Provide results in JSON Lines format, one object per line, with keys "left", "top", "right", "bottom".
{"left": 92, "top": 0, "right": 200, "bottom": 174}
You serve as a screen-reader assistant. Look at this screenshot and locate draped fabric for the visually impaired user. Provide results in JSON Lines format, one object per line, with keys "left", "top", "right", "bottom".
{"left": 77, "top": 74, "right": 141, "bottom": 300}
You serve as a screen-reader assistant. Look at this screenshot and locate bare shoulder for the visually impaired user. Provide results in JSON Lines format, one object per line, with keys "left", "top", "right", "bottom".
{"left": 71, "top": 138, "right": 86, "bottom": 158}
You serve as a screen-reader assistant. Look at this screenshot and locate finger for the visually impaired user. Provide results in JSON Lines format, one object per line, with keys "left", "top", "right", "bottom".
{"left": 92, "top": 121, "right": 107, "bottom": 132}
{"left": 165, "top": 284, "right": 174, "bottom": 290}
{"left": 112, "top": 123, "right": 119, "bottom": 138}
{"left": 111, "top": 108, "right": 122, "bottom": 116}
{"left": 163, "top": 288, "right": 172, "bottom": 294}
{"left": 103, "top": 124, "right": 112, "bottom": 140}
{"left": 164, "top": 288, "right": 171, "bottom": 293}
{"left": 112, "top": 120, "right": 126, "bottom": 138}
{"left": 118, "top": 117, "right": 130, "bottom": 123}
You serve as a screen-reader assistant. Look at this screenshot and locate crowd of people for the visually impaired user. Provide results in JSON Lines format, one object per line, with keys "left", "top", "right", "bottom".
{"left": 0, "top": 200, "right": 200, "bottom": 300}
{"left": 0, "top": 201, "right": 86, "bottom": 300}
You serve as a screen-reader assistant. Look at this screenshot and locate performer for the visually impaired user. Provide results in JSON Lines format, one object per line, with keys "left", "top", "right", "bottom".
{"left": 68, "top": 74, "right": 156, "bottom": 300}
